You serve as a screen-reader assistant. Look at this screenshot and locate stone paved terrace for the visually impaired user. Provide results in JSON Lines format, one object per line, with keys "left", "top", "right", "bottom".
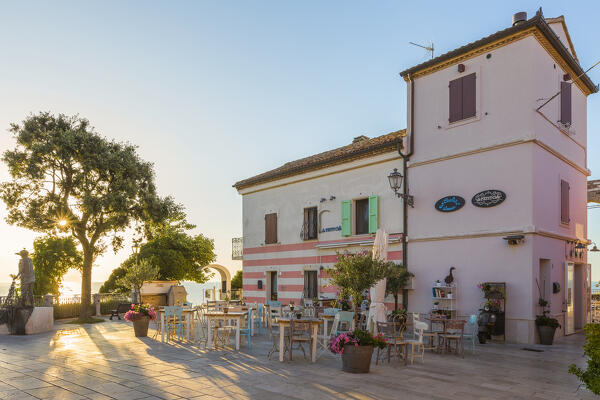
{"left": 0, "top": 318, "right": 596, "bottom": 399}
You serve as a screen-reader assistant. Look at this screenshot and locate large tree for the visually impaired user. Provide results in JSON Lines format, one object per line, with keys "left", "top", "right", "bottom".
{"left": 32, "top": 235, "right": 83, "bottom": 297}
{"left": 1, "top": 113, "right": 176, "bottom": 320}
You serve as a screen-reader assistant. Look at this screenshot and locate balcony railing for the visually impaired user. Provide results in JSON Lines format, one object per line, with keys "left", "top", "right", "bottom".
{"left": 232, "top": 237, "right": 243, "bottom": 260}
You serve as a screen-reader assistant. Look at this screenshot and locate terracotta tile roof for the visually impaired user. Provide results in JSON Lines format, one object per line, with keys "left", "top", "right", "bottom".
{"left": 233, "top": 130, "right": 405, "bottom": 190}
{"left": 400, "top": 10, "right": 596, "bottom": 94}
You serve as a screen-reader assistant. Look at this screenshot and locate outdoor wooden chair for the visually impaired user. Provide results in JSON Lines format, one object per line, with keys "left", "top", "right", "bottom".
{"left": 404, "top": 320, "right": 427, "bottom": 364}
{"left": 289, "top": 319, "right": 311, "bottom": 361}
{"left": 439, "top": 319, "right": 466, "bottom": 358}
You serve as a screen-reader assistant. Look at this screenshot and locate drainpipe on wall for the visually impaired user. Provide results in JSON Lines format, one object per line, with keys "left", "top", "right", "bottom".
{"left": 398, "top": 72, "right": 415, "bottom": 310}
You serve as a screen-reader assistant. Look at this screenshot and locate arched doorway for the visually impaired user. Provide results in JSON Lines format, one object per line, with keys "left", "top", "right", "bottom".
{"left": 204, "top": 264, "right": 231, "bottom": 300}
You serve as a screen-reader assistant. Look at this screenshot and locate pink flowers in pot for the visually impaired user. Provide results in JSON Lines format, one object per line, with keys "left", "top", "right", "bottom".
{"left": 124, "top": 303, "right": 157, "bottom": 322}
{"left": 329, "top": 330, "right": 388, "bottom": 355}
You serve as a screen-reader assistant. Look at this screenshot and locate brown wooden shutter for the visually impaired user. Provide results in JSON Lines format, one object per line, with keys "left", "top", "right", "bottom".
{"left": 462, "top": 73, "right": 476, "bottom": 119}
{"left": 561, "top": 81, "right": 572, "bottom": 125}
{"left": 561, "top": 180, "right": 570, "bottom": 224}
{"left": 449, "top": 77, "right": 463, "bottom": 123}
{"left": 303, "top": 209, "right": 309, "bottom": 241}
{"left": 265, "top": 213, "right": 277, "bottom": 244}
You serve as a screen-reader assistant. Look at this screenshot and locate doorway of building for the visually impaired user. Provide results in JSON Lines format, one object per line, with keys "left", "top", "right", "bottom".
{"left": 266, "top": 271, "right": 278, "bottom": 301}
{"left": 566, "top": 262, "right": 588, "bottom": 334}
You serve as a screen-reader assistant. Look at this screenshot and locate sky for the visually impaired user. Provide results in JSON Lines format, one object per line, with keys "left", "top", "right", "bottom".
{"left": 1, "top": 1, "right": 600, "bottom": 286}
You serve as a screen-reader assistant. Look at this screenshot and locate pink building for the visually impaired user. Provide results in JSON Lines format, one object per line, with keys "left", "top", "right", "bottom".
{"left": 233, "top": 10, "right": 597, "bottom": 343}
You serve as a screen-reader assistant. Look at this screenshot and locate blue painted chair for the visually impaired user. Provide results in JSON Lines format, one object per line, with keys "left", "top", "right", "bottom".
{"left": 323, "top": 307, "right": 340, "bottom": 316}
{"left": 462, "top": 314, "right": 478, "bottom": 354}
{"left": 164, "top": 306, "right": 184, "bottom": 342}
{"left": 252, "top": 303, "right": 263, "bottom": 335}
{"left": 239, "top": 308, "right": 252, "bottom": 349}
{"left": 331, "top": 311, "right": 354, "bottom": 335}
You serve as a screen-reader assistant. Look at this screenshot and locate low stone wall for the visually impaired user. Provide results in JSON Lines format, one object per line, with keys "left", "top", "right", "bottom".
{"left": 0, "top": 306, "right": 54, "bottom": 335}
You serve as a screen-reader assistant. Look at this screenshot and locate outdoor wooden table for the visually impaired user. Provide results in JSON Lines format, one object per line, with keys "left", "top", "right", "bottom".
{"left": 276, "top": 317, "right": 323, "bottom": 363}
{"left": 204, "top": 311, "right": 246, "bottom": 350}
{"left": 158, "top": 308, "right": 195, "bottom": 343}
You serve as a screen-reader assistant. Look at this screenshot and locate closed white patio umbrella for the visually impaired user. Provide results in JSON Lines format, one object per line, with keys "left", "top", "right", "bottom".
{"left": 367, "top": 229, "right": 388, "bottom": 333}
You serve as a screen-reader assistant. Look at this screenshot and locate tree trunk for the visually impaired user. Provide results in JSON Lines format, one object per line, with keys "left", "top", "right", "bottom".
{"left": 394, "top": 294, "right": 398, "bottom": 311}
{"left": 80, "top": 248, "right": 93, "bottom": 320}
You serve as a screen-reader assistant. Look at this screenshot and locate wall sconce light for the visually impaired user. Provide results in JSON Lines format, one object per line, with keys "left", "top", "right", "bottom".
{"left": 388, "top": 168, "right": 414, "bottom": 207}
{"left": 458, "top": 63, "right": 466, "bottom": 73}
{"left": 590, "top": 243, "right": 600, "bottom": 252}
{"left": 329, "top": 196, "right": 336, "bottom": 201}
{"left": 257, "top": 280, "right": 263, "bottom": 289}
{"left": 503, "top": 234, "right": 524, "bottom": 245}
{"left": 320, "top": 198, "right": 327, "bottom": 203}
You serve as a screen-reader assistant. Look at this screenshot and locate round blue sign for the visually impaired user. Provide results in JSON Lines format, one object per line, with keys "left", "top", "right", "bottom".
{"left": 435, "top": 195, "right": 465, "bottom": 212}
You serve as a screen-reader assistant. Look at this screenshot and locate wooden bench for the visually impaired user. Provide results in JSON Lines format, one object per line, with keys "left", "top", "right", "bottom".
{"left": 110, "top": 303, "right": 131, "bottom": 320}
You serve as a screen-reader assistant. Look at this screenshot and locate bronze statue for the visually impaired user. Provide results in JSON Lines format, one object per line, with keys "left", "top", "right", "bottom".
{"left": 15, "top": 249, "right": 35, "bottom": 307}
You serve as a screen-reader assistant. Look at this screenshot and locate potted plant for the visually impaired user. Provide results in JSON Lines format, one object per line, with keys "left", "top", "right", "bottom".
{"left": 536, "top": 298, "right": 560, "bottom": 345}
{"left": 389, "top": 308, "right": 407, "bottom": 324}
{"left": 435, "top": 280, "right": 442, "bottom": 287}
{"left": 326, "top": 251, "right": 388, "bottom": 372}
{"left": 385, "top": 262, "right": 414, "bottom": 311}
{"left": 124, "top": 304, "right": 157, "bottom": 337}
{"left": 330, "top": 330, "right": 388, "bottom": 373}
{"left": 432, "top": 301, "right": 439, "bottom": 310}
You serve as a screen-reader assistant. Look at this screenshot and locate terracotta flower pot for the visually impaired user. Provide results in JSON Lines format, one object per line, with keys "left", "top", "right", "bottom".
{"left": 132, "top": 316, "right": 150, "bottom": 337}
{"left": 341, "top": 345, "right": 374, "bottom": 373}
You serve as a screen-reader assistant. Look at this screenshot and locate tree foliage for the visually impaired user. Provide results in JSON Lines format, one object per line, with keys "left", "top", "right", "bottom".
{"left": 569, "top": 323, "right": 600, "bottom": 394}
{"left": 100, "top": 222, "right": 216, "bottom": 292}
{"left": 231, "top": 270, "right": 243, "bottom": 290}
{"left": 117, "top": 259, "right": 159, "bottom": 302}
{"left": 327, "top": 251, "right": 388, "bottom": 323}
{"left": 385, "top": 262, "right": 414, "bottom": 310}
{"left": 99, "top": 265, "right": 129, "bottom": 294}
{"left": 0, "top": 113, "right": 177, "bottom": 319}
{"left": 32, "top": 235, "right": 83, "bottom": 297}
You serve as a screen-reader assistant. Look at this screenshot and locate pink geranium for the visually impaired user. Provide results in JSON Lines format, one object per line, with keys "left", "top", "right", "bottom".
{"left": 124, "top": 304, "right": 157, "bottom": 322}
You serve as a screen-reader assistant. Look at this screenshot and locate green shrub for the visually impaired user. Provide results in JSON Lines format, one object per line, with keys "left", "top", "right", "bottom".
{"left": 569, "top": 323, "right": 600, "bottom": 395}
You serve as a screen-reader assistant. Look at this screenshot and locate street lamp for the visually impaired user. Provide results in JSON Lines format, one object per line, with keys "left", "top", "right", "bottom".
{"left": 132, "top": 241, "right": 140, "bottom": 265}
{"left": 388, "top": 168, "right": 414, "bottom": 207}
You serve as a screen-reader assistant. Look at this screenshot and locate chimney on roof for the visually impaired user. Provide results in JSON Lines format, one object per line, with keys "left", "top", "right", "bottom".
{"left": 512, "top": 11, "right": 527, "bottom": 26}
{"left": 353, "top": 135, "right": 369, "bottom": 144}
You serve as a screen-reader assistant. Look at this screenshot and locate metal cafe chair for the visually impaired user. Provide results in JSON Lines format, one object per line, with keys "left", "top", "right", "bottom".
{"left": 267, "top": 312, "right": 288, "bottom": 360}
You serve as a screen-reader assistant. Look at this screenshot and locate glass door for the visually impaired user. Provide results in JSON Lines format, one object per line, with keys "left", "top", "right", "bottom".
{"left": 566, "top": 262, "right": 575, "bottom": 335}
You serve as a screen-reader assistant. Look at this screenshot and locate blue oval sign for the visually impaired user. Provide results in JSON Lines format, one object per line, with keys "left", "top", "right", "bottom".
{"left": 472, "top": 190, "right": 506, "bottom": 208}
{"left": 435, "top": 195, "right": 465, "bottom": 212}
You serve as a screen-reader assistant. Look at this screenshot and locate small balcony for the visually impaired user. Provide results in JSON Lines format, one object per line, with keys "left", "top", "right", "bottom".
{"left": 232, "top": 237, "right": 243, "bottom": 260}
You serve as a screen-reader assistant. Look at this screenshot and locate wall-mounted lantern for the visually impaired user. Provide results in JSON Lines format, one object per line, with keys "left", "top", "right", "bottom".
{"left": 388, "top": 168, "right": 414, "bottom": 207}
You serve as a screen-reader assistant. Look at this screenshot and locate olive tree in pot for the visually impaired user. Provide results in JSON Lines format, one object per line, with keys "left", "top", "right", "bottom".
{"left": 327, "top": 251, "right": 389, "bottom": 373}
{"left": 536, "top": 297, "right": 561, "bottom": 345}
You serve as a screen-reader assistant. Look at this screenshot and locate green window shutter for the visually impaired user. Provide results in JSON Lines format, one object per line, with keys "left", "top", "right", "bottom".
{"left": 368, "top": 195, "right": 378, "bottom": 234}
{"left": 341, "top": 200, "right": 351, "bottom": 236}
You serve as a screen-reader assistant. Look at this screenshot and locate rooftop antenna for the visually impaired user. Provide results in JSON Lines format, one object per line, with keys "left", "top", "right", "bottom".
{"left": 409, "top": 41, "right": 434, "bottom": 59}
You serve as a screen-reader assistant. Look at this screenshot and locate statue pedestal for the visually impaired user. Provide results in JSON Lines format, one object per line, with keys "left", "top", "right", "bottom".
{"left": 0, "top": 306, "right": 53, "bottom": 335}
